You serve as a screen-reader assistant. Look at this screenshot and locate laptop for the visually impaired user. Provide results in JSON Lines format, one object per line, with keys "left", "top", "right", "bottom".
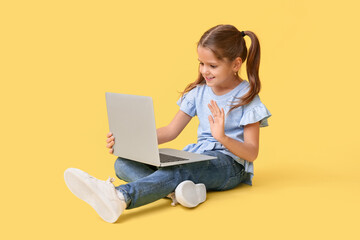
{"left": 105, "top": 92, "right": 217, "bottom": 167}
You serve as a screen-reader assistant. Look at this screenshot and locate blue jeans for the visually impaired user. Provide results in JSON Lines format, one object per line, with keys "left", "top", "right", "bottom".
{"left": 114, "top": 151, "right": 246, "bottom": 209}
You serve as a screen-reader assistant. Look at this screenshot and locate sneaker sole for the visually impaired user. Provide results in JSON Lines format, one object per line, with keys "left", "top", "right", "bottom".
{"left": 64, "top": 168, "right": 121, "bottom": 223}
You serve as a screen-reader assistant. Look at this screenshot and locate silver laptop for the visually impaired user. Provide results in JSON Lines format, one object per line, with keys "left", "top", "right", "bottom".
{"left": 105, "top": 92, "right": 216, "bottom": 167}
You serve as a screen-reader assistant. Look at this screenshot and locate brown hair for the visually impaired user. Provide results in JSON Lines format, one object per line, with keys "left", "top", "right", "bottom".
{"left": 180, "top": 24, "right": 261, "bottom": 113}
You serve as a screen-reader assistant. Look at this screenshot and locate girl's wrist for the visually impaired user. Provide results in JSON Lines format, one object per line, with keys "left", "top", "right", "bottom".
{"left": 216, "top": 134, "right": 228, "bottom": 144}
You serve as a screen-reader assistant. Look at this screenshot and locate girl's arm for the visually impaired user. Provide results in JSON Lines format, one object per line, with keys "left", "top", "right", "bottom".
{"left": 218, "top": 122, "right": 260, "bottom": 162}
{"left": 157, "top": 110, "right": 192, "bottom": 144}
{"left": 208, "top": 100, "right": 259, "bottom": 162}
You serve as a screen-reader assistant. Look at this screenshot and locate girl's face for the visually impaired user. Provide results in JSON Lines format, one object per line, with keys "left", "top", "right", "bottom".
{"left": 197, "top": 46, "right": 240, "bottom": 90}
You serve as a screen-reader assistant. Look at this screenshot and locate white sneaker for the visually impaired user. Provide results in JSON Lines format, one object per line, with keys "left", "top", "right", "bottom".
{"left": 64, "top": 168, "right": 124, "bottom": 223}
{"left": 175, "top": 180, "right": 206, "bottom": 208}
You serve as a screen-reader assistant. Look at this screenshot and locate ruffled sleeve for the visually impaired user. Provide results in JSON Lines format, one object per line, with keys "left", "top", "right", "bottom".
{"left": 176, "top": 87, "right": 197, "bottom": 117}
{"left": 239, "top": 95, "right": 272, "bottom": 128}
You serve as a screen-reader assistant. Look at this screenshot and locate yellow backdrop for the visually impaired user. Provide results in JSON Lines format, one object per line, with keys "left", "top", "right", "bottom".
{"left": 1, "top": 0, "right": 359, "bottom": 239}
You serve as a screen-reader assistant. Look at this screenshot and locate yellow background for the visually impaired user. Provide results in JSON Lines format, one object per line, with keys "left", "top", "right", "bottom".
{"left": 1, "top": 0, "right": 359, "bottom": 239}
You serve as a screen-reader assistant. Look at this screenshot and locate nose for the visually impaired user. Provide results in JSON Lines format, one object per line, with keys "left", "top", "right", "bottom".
{"left": 200, "top": 66, "right": 210, "bottom": 75}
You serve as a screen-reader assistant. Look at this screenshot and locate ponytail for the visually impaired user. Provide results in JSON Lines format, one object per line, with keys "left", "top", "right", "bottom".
{"left": 229, "top": 30, "right": 261, "bottom": 112}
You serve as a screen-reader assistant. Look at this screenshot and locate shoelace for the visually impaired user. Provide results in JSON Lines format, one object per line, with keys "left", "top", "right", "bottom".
{"left": 87, "top": 174, "right": 115, "bottom": 184}
{"left": 166, "top": 192, "right": 178, "bottom": 206}
{"left": 106, "top": 177, "right": 115, "bottom": 183}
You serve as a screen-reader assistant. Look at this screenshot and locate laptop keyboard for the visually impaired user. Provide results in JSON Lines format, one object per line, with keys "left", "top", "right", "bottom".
{"left": 159, "top": 153, "right": 189, "bottom": 163}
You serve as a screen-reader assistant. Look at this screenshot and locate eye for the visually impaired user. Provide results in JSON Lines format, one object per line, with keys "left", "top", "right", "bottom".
{"left": 199, "top": 62, "right": 204, "bottom": 66}
{"left": 210, "top": 65, "right": 217, "bottom": 68}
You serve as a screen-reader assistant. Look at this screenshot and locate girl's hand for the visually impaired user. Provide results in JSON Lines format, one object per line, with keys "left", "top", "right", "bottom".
{"left": 208, "top": 100, "right": 226, "bottom": 142}
{"left": 106, "top": 132, "right": 115, "bottom": 154}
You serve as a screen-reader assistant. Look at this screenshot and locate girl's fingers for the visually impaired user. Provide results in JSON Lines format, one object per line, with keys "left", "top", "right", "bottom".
{"left": 210, "top": 100, "right": 218, "bottom": 110}
{"left": 209, "top": 100, "right": 222, "bottom": 117}
{"left": 106, "top": 141, "right": 115, "bottom": 148}
{"left": 213, "top": 101, "right": 221, "bottom": 115}
{"left": 106, "top": 136, "right": 115, "bottom": 143}
{"left": 212, "top": 100, "right": 218, "bottom": 108}
{"left": 208, "top": 115, "right": 214, "bottom": 124}
{"left": 208, "top": 103, "right": 214, "bottom": 114}
{"left": 106, "top": 133, "right": 114, "bottom": 153}
{"left": 208, "top": 100, "right": 218, "bottom": 114}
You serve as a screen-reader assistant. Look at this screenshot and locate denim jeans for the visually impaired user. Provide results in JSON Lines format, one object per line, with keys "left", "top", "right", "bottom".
{"left": 114, "top": 151, "right": 246, "bottom": 209}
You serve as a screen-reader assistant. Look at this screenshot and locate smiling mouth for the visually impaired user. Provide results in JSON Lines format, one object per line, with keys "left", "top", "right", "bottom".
{"left": 205, "top": 76, "right": 215, "bottom": 81}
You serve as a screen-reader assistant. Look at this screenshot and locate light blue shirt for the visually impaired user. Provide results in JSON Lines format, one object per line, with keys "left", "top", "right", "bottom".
{"left": 177, "top": 80, "right": 272, "bottom": 185}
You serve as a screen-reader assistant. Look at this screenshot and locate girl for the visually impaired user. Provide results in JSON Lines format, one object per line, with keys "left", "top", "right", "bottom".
{"left": 64, "top": 24, "right": 271, "bottom": 223}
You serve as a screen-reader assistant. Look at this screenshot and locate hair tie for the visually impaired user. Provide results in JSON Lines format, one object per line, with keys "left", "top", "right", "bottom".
{"left": 241, "top": 31, "right": 246, "bottom": 37}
